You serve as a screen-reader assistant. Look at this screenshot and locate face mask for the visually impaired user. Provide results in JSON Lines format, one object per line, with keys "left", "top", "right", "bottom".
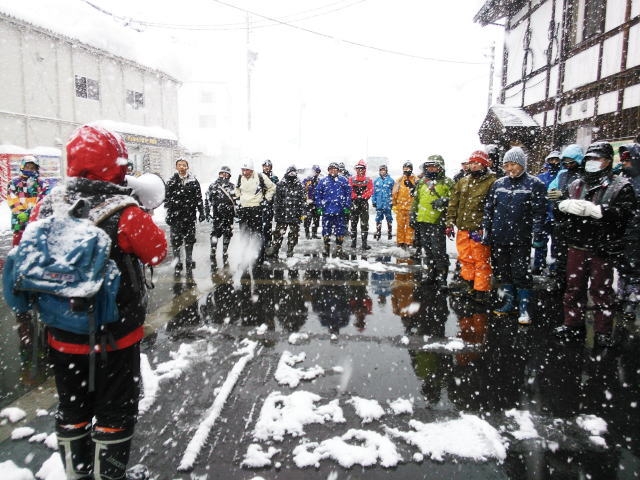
{"left": 548, "top": 164, "right": 561, "bottom": 175}
{"left": 584, "top": 160, "right": 603, "bottom": 173}
{"left": 424, "top": 171, "right": 438, "bottom": 179}
{"left": 403, "top": 170, "right": 412, "bottom": 176}
{"left": 469, "top": 170, "right": 484, "bottom": 178}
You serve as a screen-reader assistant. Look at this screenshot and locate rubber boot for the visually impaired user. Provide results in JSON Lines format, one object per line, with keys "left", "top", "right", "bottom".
{"left": 311, "top": 227, "right": 319, "bottom": 239}
{"left": 323, "top": 237, "right": 331, "bottom": 257}
{"left": 336, "top": 237, "right": 345, "bottom": 258}
{"left": 210, "top": 240, "right": 217, "bottom": 271}
{"left": 286, "top": 242, "right": 295, "bottom": 257}
{"left": 304, "top": 228, "right": 310, "bottom": 240}
{"left": 222, "top": 237, "right": 230, "bottom": 266}
{"left": 173, "top": 245, "right": 183, "bottom": 276}
{"left": 387, "top": 221, "right": 393, "bottom": 240}
{"left": 361, "top": 233, "right": 371, "bottom": 250}
{"left": 494, "top": 284, "right": 515, "bottom": 314}
{"left": 517, "top": 289, "right": 532, "bottom": 325}
{"left": 374, "top": 223, "right": 382, "bottom": 241}
{"left": 57, "top": 423, "right": 93, "bottom": 479}
{"left": 350, "top": 231, "right": 357, "bottom": 248}
{"left": 185, "top": 244, "right": 195, "bottom": 271}
{"left": 93, "top": 428, "right": 133, "bottom": 480}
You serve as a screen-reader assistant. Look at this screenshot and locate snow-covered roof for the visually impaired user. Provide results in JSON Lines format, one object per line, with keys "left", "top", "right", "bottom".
{"left": 489, "top": 104, "right": 539, "bottom": 127}
{"left": 0, "top": 0, "right": 183, "bottom": 80}
{"left": 473, "top": 0, "right": 527, "bottom": 26}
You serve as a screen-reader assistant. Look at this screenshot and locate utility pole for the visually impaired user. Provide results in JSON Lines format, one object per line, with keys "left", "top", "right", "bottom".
{"left": 487, "top": 41, "right": 496, "bottom": 111}
{"left": 246, "top": 13, "right": 252, "bottom": 132}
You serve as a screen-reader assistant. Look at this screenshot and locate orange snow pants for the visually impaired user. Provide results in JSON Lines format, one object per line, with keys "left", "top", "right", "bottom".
{"left": 456, "top": 229, "right": 492, "bottom": 292}
{"left": 395, "top": 210, "right": 414, "bottom": 246}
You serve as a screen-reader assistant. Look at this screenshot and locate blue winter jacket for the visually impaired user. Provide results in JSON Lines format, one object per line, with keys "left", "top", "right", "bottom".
{"left": 483, "top": 173, "right": 547, "bottom": 246}
{"left": 315, "top": 174, "right": 352, "bottom": 215}
{"left": 372, "top": 175, "right": 394, "bottom": 210}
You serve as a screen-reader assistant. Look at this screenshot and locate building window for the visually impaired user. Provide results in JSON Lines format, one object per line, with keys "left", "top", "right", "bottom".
{"left": 75, "top": 75, "right": 100, "bottom": 100}
{"left": 199, "top": 115, "right": 216, "bottom": 128}
{"left": 126, "top": 89, "right": 145, "bottom": 109}
{"left": 569, "top": 0, "right": 606, "bottom": 46}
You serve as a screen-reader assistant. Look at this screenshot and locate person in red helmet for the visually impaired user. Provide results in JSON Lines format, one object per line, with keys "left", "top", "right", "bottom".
{"left": 34, "top": 123, "right": 167, "bottom": 480}
{"left": 348, "top": 159, "right": 374, "bottom": 250}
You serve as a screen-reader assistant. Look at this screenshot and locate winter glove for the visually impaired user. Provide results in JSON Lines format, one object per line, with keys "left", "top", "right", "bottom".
{"left": 445, "top": 226, "right": 455, "bottom": 240}
{"left": 403, "top": 179, "right": 414, "bottom": 188}
{"left": 343, "top": 207, "right": 351, "bottom": 215}
{"left": 300, "top": 215, "right": 306, "bottom": 222}
{"left": 469, "top": 229, "right": 483, "bottom": 243}
{"left": 584, "top": 202, "right": 603, "bottom": 219}
{"left": 547, "top": 189, "right": 562, "bottom": 201}
{"left": 306, "top": 198, "right": 314, "bottom": 204}
{"left": 558, "top": 199, "right": 599, "bottom": 217}
{"left": 16, "top": 212, "right": 29, "bottom": 223}
{"left": 199, "top": 212, "right": 206, "bottom": 222}
{"left": 431, "top": 198, "right": 448, "bottom": 210}
{"left": 316, "top": 207, "right": 323, "bottom": 216}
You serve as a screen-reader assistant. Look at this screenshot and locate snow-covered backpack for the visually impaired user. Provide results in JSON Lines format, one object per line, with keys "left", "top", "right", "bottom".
{"left": 2, "top": 196, "right": 136, "bottom": 337}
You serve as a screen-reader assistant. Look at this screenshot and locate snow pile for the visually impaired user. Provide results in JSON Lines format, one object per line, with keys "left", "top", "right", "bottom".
{"left": 274, "top": 351, "right": 325, "bottom": 388}
{"left": 386, "top": 414, "right": 508, "bottom": 462}
{"left": 1, "top": 407, "right": 27, "bottom": 423}
{"left": 253, "top": 391, "right": 345, "bottom": 442}
{"left": 287, "top": 332, "right": 309, "bottom": 345}
{"left": 35, "top": 453, "right": 64, "bottom": 480}
{"left": 292, "top": 429, "right": 402, "bottom": 469}
{"left": 11, "top": 427, "right": 35, "bottom": 440}
{"left": 0, "top": 460, "right": 35, "bottom": 480}
{"left": 242, "top": 444, "right": 281, "bottom": 468}
{"left": 347, "top": 397, "right": 385, "bottom": 424}
{"left": 388, "top": 397, "right": 414, "bottom": 416}
{"left": 505, "top": 409, "right": 539, "bottom": 440}
{"left": 576, "top": 414, "right": 608, "bottom": 447}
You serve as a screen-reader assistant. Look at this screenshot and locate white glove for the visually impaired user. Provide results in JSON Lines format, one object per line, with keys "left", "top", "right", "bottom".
{"left": 547, "top": 189, "right": 562, "bottom": 200}
{"left": 558, "top": 199, "right": 586, "bottom": 216}
{"left": 583, "top": 202, "right": 603, "bottom": 219}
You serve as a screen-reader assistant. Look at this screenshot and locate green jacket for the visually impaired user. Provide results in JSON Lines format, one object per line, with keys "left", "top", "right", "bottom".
{"left": 445, "top": 171, "right": 496, "bottom": 231}
{"left": 412, "top": 176, "right": 454, "bottom": 224}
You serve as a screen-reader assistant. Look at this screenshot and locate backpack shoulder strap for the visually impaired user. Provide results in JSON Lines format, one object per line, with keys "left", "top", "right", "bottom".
{"left": 237, "top": 175, "right": 242, "bottom": 189}
{"left": 258, "top": 173, "right": 267, "bottom": 196}
{"left": 88, "top": 195, "right": 139, "bottom": 225}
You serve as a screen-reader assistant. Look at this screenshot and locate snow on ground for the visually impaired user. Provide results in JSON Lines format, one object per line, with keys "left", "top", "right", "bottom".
{"left": 346, "top": 397, "right": 386, "bottom": 424}
{"left": 274, "top": 351, "right": 325, "bottom": 388}
{"left": 505, "top": 409, "right": 539, "bottom": 440}
{"left": 1, "top": 407, "right": 27, "bottom": 423}
{"left": 386, "top": 415, "right": 508, "bottom": 462}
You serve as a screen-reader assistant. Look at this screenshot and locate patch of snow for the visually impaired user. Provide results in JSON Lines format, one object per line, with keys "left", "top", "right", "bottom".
{"left": 0, "top": 460, "right": 35, "bottom": 480}
{"left": 505, "top": 409, "right": 539, "bottom": 440}
{"left": 292, "top": 429, "right": 402, "bottom": 468}
{"left": 35, "top": 453, "right": 64, "bottom": 480}
{"left": 28, "top": 433, "right": 48, "bottom": 443}
{"left": 253, "top": 390, "right": 345, "bottom": 442}
{"left": 388, "top": 397, "right": 414, "bottom": 416}
{"left": 347, "top": 396, "right": 385, "bottom": 424}
{"left": 274, "top": 351, "right": 325, "bottom": 388}
{"left": 241, "top": 444, "right": 281, "bottom": 468}
{"left": 422, "top": 337, "right": 466, "bottom": 351}
{"left": 11, "top": 427, "right": 36, "bottom": 440}
{"left": 177, "top": 339, "right": 257, "bottom": 471}
{"left": 1, "top": 407, "right": 27, "bottom": 423}
{"left": 576, "top": 414, "right": 607, "bottom": 436}
{"left": 44, "top": 433, "right": 58, "bottom": 450}
{"left": 386, "top": 414, "right": 507, "bottom": 462}
{"left": 287, "top": 332, "right": 309, "bottom": 345}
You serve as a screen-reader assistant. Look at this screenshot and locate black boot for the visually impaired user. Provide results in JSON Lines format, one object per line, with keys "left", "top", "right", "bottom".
{"left": 185, "top": 244, "right": 195, "bottom": 271}
{"left": 387, "top": 221, "right": 393, "bottom": 240}
{"left": 323, "top": 237, "right": 331, "bottom": 257}
{"left": 361, "top": 233, "right": 371, "bottom": 250}
{"left": 350, "top": 232, "right": 357, "bottom": 248}
{"left": 374, "top": 223, "right": 382, "bottom": 241}
{"left": 93, "top": 428, "right": 134, "bottom": 480}
{"left": 57, "top": 423, "right": 93, "bottom": 479}
{"left": 311, "top": 227, "right": 320, "bottom": 239}
{"left": 304, "top": 228, "right": 310, "bottom": 240}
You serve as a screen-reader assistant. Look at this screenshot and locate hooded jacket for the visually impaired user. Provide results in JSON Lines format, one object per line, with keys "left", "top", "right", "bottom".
{"left": 446, "top": 171, "right": 496, "bottom": 231}
{"left": 274, "top": 168, "right": 306, "bottom": 224}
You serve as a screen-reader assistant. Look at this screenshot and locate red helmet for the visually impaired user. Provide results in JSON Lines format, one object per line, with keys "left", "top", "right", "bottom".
{"left": 354, "top": 159, "right": 367, "bottom": 169}
{"left": 66, "top": 124, "right": 128, "bottom": 184}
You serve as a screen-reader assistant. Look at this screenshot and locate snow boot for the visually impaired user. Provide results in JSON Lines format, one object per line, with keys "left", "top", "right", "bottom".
{"left": 374, "top": 223, "right": 382, "bottom": 241}
{"left": 311, "top": 227, "right": 320, "bottom": 239}
{"left": 323, "top": 237, "right": 331, "bottom": 257}
{"left": 387, "top": 221, "right": 393, "bottom": 240}
{"left": 304, "top": 228, "right": 310, "bottom": 240}
{"left": 361, "top": 233, "right": 371, "bottom": 250}
{"left": 93, "top": 428, "right": 133, "bottom": 480}
{"left": 493, "top": 284, "right": 515, "bottom": 314}
{"left": 185, "top": 244, "right": 195, "bottom": 271}
{"left": 57, "top": 423, "right": 93, "bottom": 480}
{"left": 336, "top": 237, "right": 346, "bottom": 258}
{"left": 517, "top": 288, "right": 532, "bottom": 325}
{"left": 286, "top": 243, "right": 295, "bottom": 257}
{"left": 350, "top": 232, "right": 357, "bottom": 249}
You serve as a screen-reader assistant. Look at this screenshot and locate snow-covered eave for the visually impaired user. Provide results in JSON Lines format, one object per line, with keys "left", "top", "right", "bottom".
{"left": 473, "top": 0, "right": 525, "bottom": 26}
{"left": 0, "top": 10, "right": 182, "bottom": 85}
{"left": 95, "top": 120, "right": 178, "bottom": 143}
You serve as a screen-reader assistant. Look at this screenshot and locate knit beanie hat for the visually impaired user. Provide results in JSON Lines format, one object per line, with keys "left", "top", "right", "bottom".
{"left": 467, "top": 150, "right": 491, "bottom": 167}
{"left": 503, "top": 147, "right": 527, "bottom": 170}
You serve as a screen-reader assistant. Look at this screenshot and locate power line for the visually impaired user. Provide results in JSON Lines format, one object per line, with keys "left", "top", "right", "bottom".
{"left": 209, "top": 0, "right": 487, "bottom": 65}
{"left": 81, "top": 0, "right": 488, "bottom": 65}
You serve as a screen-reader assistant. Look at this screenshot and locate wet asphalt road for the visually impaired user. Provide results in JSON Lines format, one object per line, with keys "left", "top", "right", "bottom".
{"left": 1, "top": 223, "right": 640, "bottom": 479}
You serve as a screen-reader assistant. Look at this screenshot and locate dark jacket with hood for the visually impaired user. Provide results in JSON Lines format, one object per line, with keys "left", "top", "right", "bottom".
{"left": 274, "top": 167, "right": 306, "bottom": 224}
{"left": 205, "top": 177, "right": 236, "bottom": 225}
{"left": 165, "top": 172, "right": 205, "bottom": 230}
